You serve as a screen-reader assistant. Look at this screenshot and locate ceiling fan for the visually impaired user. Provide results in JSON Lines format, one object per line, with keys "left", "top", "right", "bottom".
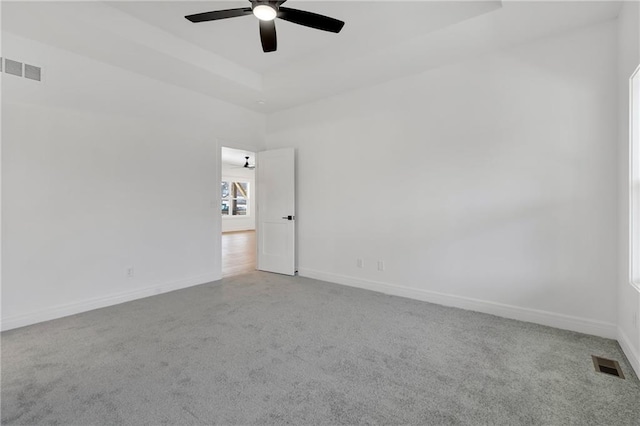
{"left": 230, "top": 156, "right": 255, "bottom": 169}
{"left": 185, "top": 0, "right": 345, "bottom": 53}
{"left": 242, "top": 156, "right": 255, "bottom": 169}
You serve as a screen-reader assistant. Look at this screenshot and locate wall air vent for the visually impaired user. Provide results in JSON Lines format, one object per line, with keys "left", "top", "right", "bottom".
{"left": 2, "top": 58, "right": 42, "bottom": 82}
{"left": 24, "top": 64, "right": 41, "bottom": 81}
{"left": 592, "top": 355, "right": 625, "bottom": 379}
{"left": 5, "top": 59, "right": 23, "bottom": 77}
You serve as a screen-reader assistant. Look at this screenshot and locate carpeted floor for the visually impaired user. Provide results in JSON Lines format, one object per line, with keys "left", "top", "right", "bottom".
{"left": 2, "top": 272, "right": 639, "bottom": 425}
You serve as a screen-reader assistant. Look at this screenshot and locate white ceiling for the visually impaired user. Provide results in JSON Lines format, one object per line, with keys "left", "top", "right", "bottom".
{"left": 2, "top": 1, "right": 622, "bottom": 113}
{"left": 109, "top": 1, "right": 501, "bottom": 74}
{"left": 221, "top": 146, "right": 256, "bottom": 166}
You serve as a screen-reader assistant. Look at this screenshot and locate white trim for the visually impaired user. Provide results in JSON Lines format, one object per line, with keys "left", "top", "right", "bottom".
{"left": 299, "top": 268, "right": 617, "bottom": 339}
{"left": 618, "top": 326, "right": 640, "bottom": 379}
{"left": 629, "top": 64, "right": 640, "bottom": 292}
{"left": 0, "top": 273, "right": 220, "bottom": 332}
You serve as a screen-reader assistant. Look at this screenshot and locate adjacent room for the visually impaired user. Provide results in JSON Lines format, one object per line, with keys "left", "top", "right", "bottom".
{"left": 221, "top": 146, "right": 256, "bottom": 277}
{"left": 2, "top": 1, "right": 640, "bottom": 424}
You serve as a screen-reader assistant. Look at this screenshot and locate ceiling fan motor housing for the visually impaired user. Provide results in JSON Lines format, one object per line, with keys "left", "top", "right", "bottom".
{"left": 252, "top": 1, "right": 280, "bottom": 11}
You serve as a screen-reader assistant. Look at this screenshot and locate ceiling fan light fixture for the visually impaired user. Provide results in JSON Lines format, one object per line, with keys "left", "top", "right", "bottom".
{"left": 253, "top": 5, "right": 277, "bottom": 21}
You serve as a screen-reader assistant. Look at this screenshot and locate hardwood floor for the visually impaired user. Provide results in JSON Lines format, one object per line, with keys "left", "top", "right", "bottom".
{"left": 222, "top": 230, "right": 256, "bottom": 277}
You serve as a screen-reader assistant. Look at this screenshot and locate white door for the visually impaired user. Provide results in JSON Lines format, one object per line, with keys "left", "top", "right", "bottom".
{"left": 257, "top": 148, "right": 296, "bottom": 275}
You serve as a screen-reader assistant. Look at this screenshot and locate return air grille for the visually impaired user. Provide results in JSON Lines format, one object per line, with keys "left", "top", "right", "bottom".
{"left": 592, "top": 355, "right": 625, "bottom": 379}
{"left": 24, "top": 64, "right": 41, "bottom": 81}
{"left": 5, "top": 59, "right": 23, "bottom": 77}
{"left": 2, "top": 58, "right": 42, "bottom": 82}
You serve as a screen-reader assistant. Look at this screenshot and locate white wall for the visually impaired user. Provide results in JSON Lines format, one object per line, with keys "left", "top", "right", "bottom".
{"left": 2, "top": 7, "right": 634, "bottom": 369}
{"left": 267, "top": 20, "right": 619, "bottom": 338}
{"left": 221, "top": 163, "right": 256, "bottom": 232}
{"left": 617, "top": 1, "right": 640, "bottom": 376}
{"left": 1, "top": 33, "right": 265, "bottom": 330}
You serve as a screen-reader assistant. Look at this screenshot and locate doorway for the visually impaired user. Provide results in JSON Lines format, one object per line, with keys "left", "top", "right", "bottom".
{"left": 221, "top": 146, "right": 256, "bottom": 277}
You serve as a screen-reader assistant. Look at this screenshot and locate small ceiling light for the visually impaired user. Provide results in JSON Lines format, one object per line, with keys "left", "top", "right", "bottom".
{"left": 253, "top": 5, "right": 277, "bottom": 21}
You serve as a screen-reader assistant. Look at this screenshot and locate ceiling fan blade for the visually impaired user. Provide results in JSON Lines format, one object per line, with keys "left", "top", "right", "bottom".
{"left": 259, "top": 20, "right": 277, "bottom": 52}
{"left": 185, "top": 7, "right": 252, "bottom": 23}
{"left": 278, "top": 7, "right": 344, "bottom": 33}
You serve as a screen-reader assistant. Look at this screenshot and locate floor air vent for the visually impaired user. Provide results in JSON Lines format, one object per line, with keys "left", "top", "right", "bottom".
{"left": 592, "top": 355, "right": 625, "bottom": 379}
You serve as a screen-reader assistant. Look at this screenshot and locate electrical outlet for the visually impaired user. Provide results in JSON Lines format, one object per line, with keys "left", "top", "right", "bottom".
{"left": 377, "top": 261, "right": 385, "bottom": 271}
{"left": 356, "top": 258, "right": 364, "bottom": 268}
{"left": 127, "top": 267, "right": 134, "bottom": 279}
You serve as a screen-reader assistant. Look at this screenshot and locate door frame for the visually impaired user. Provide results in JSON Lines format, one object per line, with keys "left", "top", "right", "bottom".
{"left": 216, "top": 140, "right": 260, "bottom": 280}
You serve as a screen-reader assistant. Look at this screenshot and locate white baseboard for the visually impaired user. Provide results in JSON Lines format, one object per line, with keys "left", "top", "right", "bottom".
{"left": 299, "top": 268, "right": 618, "bottom": 339}
{"left": 617, "top": 327, "right": 640, "bottom": 378}
{"left": 1, "top": 273, "right": 220, "bottom": 332}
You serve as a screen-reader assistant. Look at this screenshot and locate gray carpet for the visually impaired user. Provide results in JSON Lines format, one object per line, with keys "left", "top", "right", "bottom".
{"left": 2, "top": 272, "right": 639, "bottom": 425}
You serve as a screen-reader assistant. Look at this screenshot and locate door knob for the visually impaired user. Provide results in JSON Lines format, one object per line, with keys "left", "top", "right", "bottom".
{"left": 282, "top": 215, "right": 295, "bottom": 220}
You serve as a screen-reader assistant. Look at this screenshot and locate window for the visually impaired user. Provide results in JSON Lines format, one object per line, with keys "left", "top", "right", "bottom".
{"left": 222, "top": 181, "right": 249, "bottom": 216}
{"left": 631, "top": 65, "right": 640, "bottom": 290}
